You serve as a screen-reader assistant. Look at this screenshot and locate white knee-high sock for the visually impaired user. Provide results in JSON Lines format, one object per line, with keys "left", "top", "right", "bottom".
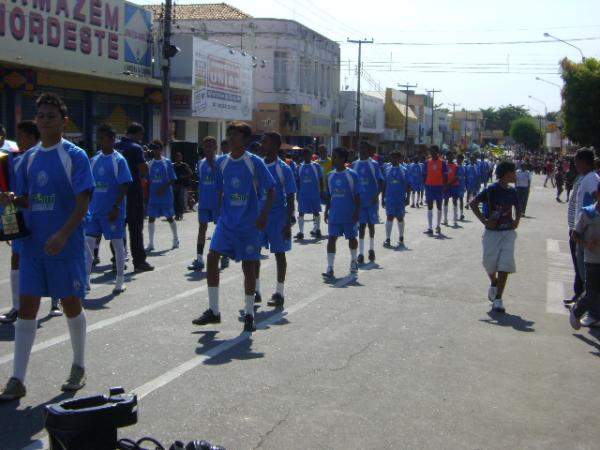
{"left": 276, "top": 282, "right": 284, "bottom": 297}
{"left": 169, "top": 221, "right": 178, "bottom": 241}
{"left": 443, "top": 205, "right": 448, "bottom": 222}
{"left": 111, "top": 239, "right": 126, "bottom": 279}
{"left": 453, "top": 204, "right": 458, "bottom": 222}
{"left": 208, "top": 286, "right": 219, "bottom": 315}
{"left": 359, "top": 239, "right": 365, "bottom": 255}
{"left": 327, "top": 253, "right": 335, "bottom": 269}
{"left": 350, "top": 248, "right": 358, "bottom": 262}
{"left": 13, "top": 318, "right": 37, "bottom": 383}
{"left": 148, "top": 222, "right": 155, "bottom": 246}
{"left": 10, "top": 270, "right": 19, "bottom": 310}
{"left": 385, "top": 220, "right": 393, "bottom": 239}
{"left": 244, "top": 295, "right": 254, "bottom": 316}
{"left": 85, "top": 236, "right": 97, "bottom": 280}
{"left": 67, "top": 312, "right": 86, "bottom": 368}
{"left": 369, "top": 237, "right": 375, "bottom": 251}
{"left": 298, "top": 216, "right": 305, "bottom": 233}
{"left": 427, "top": 210, "right": 433, "bottom": 229}
{"left": 255, "top": 277, "right": 261, "bottom": 294}
{"left": 436, "top": 209, "right": 442, "bottom": 227}
{"left": 398, "top": 220, "right": 405, "bottom": 238}
{"left": 314, "top": 215, "right": 321, "bottom": 231}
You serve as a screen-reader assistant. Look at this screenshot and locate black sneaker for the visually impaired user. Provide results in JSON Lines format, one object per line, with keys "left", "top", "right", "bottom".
{"left": 322, "top": 268, "right": 334, "bottom": 279}
{"left": 220, "top": 257, "right": 230, "bottom": 269}
{"left": 92, "top": 256, "right": 100, "bottom": 266}
{"left": 309, "top": 229, "right": 316, "bottom": 236}
{"left": 0, "top": 309, "right": 18, "bottom": 324}
{"left": 111, "top": 262, "right": 128, "bottom": 272}
{"left": 243, "top": 314, "right": 256, "bottom": 332}
{"left": 357, "top": 254, "right": 365, "bottom": 264}
{"left": 368, "top": 250, "right": 375, "bottom": 262}
{"left": 268, "top": 293, "right": 284, "bottom": 307}
{"left": 134, "top": 262, "right": 155, "bottom": 272}
{"left": 563, "top": 297, "right": 578, "bottom": 307}
{"left": 187, "top": 259, "right": 205, "bottom": 271}
{"left": 383, "top": 239, "right": 391, "bottom": 248}
{"left": 460, "top": 214, "right": 465, "bottom": 221}
{"left": 426, "top": 228, "right": 433, "bottom": 235}
{"left": 254, "top": 292, "right": 262, "bottom": 304}
{"left": 295, "top": 232, "right": 304, "bottom": 240}
{"left": 435, "top": 226, "right": 441, "bottom": 234}
{"left": 398, "top": 237, "right": 404, "bottom": 246}
{"left": 410, "top": 204, "right": 415, "bottom": 208}
{"left": 192, "top": 309, "right": 221, "bottom": 326}
{"left": 314, "top": 230, "right": 322, "bottom": 238}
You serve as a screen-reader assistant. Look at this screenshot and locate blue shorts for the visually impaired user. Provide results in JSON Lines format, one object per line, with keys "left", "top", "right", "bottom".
{"left": 210, "top": 223, "right": 261, "bottom": 262}
{"left": 410, "top": 181, "right": 423, "bottom": 192}
{"left": 359, "top": 204, "right": 379, "bottom": 224}
{"left": 261, "top": 214, "right": 291, "bottom": 254}
{"left": 11, "top": 239, "right": 23, "bottom": 255}
{"left": 466, "top": 184, "right": 480, "bottom": 195}
{"left": 20, "top": 257, "right": 87, "bottom": 299}
{"left": 425, "top": 185, "right": 444, "bottom": 203}
{"left": 198, "top": 208, "right": 218, "bottom": 224}
{"left": 385, "top": 202, "right": 406, "bottom": 218}
{"left": 298, "top": 196, "right": 321, "bottom": 215}
{"left": 147, "top": 203, "right": 175, "bottom": 219}
{"left": 86, "top": 214, "right": 126, "bottom": 240}
{"left": 328, "top": 222, "right": 358, "bottom": 239}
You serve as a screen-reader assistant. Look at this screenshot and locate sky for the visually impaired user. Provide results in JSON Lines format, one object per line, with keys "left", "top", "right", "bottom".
{"left": 146, "top": 0, "right": 600, "bottom": 113}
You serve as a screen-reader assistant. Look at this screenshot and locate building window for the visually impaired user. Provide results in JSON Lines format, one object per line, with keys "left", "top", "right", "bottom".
{"left": 274, "top": 51, "right": 288, "bottom": 91}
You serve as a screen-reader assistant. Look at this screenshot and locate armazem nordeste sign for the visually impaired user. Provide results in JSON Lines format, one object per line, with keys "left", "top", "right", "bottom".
{"left": 0, "top": 0, "right": 153, "bottom": 80}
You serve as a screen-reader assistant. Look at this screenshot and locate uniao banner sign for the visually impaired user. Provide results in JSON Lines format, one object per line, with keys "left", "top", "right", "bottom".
{"left": 0, "top": 0, "right": 153, "bottom": 79}
{"left": 192, "top": 38, "right": 253, "bottom": 120}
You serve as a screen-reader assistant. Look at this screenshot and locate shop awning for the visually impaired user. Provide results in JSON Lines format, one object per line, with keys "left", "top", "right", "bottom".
{"left": 385, "top": 100, "right": 417, "bottom": 130}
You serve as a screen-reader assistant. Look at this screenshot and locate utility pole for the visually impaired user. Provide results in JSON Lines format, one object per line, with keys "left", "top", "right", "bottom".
{"left": 448, "top": 102, "right": 460, "bottom": 148}
{"left": 161, "top": 0, "right": 179, "bottom": 150}
{"left": 426, "top": 88, "right": 441, "bottom": 146}
{"left": 347, "top": 38, "right": 373, "bottom": 148}
{"left": 398, "top": 82, "right": 417, "bottom": 157}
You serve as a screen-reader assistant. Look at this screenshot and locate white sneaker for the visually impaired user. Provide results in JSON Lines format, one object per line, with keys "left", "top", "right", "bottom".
{"left": 492, "top": 298, "right": 505, "bottom": 313}
{"left": 113, "top": 276, "right": 126, "bottom": 295}
{"left": 488, "top": 286, "right": 497, "bottom": 302}
{"left": 580, "top": 313, "right": 596, "bottom": 327}
{"left": 350, "top": 260, "right": 359, "bottom": 274}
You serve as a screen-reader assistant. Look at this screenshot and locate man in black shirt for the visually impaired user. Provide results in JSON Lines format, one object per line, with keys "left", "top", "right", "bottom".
{"left": 172, "top": 151, "right": 192, "bottom": 220}
{"left": 115, "top": 123, "right": 154, "bottom": 272}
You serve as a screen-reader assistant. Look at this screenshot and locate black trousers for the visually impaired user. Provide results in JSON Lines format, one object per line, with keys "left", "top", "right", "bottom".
{"left": 569, "top": 234, "right": 584, "bottom": 299}
{"left": 573, "top": 263, "right": 600, "bottom": 319}
{"left": 126, "top": 191, "right": 147, "bottom": 267}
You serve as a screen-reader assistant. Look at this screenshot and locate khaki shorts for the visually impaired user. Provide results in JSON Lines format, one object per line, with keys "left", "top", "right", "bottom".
{"left": 482, "top": 229, "right": 517, "bottom": 274}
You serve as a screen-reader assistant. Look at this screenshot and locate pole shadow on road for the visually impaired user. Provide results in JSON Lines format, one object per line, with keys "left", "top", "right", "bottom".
{"left": 480, "top": 311, "right": 535, "bottom": 332}
{"left": 0, "top": 391, "right": 75, "bottom": 450}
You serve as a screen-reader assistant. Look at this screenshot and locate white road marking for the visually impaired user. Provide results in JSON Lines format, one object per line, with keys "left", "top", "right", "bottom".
{"left": 546, "top": 239, "right": 570, "bottom": 316}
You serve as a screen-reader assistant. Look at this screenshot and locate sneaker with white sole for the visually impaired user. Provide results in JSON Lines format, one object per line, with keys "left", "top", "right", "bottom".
{"left": 350, "top": 260, "right": 359, "bottom": 274}
{"left": 61, "top": 365, "right": 86, "bottom": 391}
{"left": 488, "top": 286, "right": 497, "bottom": 302}
{"left": 492, "top": 298, "right": 505, "bottom": 313}
{"left": 0, "top": 309, "right": 18, "bottom": 323}
{"left": 580, "top": 313, "right": 597, "bottom": 327}
{"left": 569, "top": 307, "right": 582, "bottom": 330}
{"left": 50, "top": 300, "right": 63, "bottom": 317}
{"left": 0, "top": 377, "right": 26, "bottom": 401}
{"left": 113, "top": 277, "right": 126, "bottom": 295}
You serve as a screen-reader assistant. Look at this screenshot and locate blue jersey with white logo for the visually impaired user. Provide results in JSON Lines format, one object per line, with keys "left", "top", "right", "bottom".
{"left": 266, "top": 159, "right": 297, "bottom": 216}
{"left": 465, "top": 163, "right": 481, "bottom": 189}
{"left": 16, "top": 139, "right": 94, "bottom": 259}
{"left": 384, "top": 165, "right": 409, "bottom": 205}
{"left": 297, "top": 162, "right": 323, "bottom": 200}
{"left": 148, "top": 158, "right": 177, "bottom": 206}
{"left": 197, "top": 158, "right": 218, "bottom": 211}
{"left": 216, "top": 152, "right": 275, "bottom": 232}
{"left": 352, "top": 158, "right": 383, "bottom": 206}
{"left": 327, "top": 169, "right": 359, "bottom": 224}
{"left": 89, "top": 152, "right": 132, "bottom": 218}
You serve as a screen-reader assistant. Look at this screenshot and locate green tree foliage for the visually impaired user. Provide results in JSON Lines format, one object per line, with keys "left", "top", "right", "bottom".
{"left": 510, "top": 117, "right": 542, "bottom": 151}
{"left": 561, "top": 58, "right": 600, "bottom": 150}
{"left": 480, "top": 105, "right": 530, "bottom": 134}
{"left": 546, "top": 111, "right": 560, "bottom": 122}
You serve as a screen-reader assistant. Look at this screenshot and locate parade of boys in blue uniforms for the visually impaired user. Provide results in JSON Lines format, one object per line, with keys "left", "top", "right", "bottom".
{"left": 296, "top": 148, "right": 324, "bottom": 240}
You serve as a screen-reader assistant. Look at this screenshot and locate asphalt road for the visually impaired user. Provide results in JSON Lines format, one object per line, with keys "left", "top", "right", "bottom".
{"left": 0, "top": 174, "right": 598, "bottom": 450}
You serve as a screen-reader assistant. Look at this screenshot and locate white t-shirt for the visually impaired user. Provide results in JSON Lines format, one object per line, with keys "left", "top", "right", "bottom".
{"left": 575, "top": 171, "right": 600, "bottom": 223}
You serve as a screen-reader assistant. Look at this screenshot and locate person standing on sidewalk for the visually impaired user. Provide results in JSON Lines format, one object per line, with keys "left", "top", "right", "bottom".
{"left": 115, "top": 123, "right": 153, "bottom": 272}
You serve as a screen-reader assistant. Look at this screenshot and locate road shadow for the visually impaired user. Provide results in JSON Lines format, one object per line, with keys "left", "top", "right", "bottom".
{"left": 185, "top": 272, "right": 208, "bottom": 282}
{"left": 480, "top": 311, "right": 535, "bottom": 332}
{"left": 296, "top": 237, "right": 326, "bottom": 246}
{"left": 196, "top": 332, "right": 265, "bottom": 366}
{"left": 573, "top": 332, "right": 600, "bottom": 357}
{"left": 84, "top": 292, "right": 117, "bottom": 310}
{"left": 237, "top": 308, "right": 289, "bottom": 328}
{"left": 0, "top": 391, "right": 75, "bottom": 450}
{"left": 0, "top": 323, "right": 15, "bottom": 341}
{"left": 393, "top": 244, "right": 412, "bottom": 252}
{"left": 435, "top": 233, "right": 452, "bottom": 240}
{"left": 146, "top": 249, "right": 170, "bottom": 257}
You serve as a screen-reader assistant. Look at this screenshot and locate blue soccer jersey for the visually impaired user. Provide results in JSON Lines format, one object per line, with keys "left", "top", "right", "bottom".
{"left": 384, "top": 165, "right": 409, "bottom": 206}
{"left": 16, "top": 139, "right": 95, "bottom": 259}
{"left": 148, "top": 158, "right": 177, "bottom": 206}
{"left": 327, "top": 169, "right": 360, "bottom": 224}
{"left": 466, "top": 164, "right": 481, "bottom": 191}
{"left": 266, "top": 158, "right": 297, "bottom": 216}
{"left": 352, "top": 159, "right": 383, "bottom": 205}
{"left": 297, "top": 162, "right": 323, "bottom": 200}
{"left": 89, "top": 152, "right": 132, "bottom": 218}
{"left": 197, "top": 158, "right": 219, "bottom": 211}
{"left": 216, "top": 152, "right": 275, "bottom": 232}
{"left": 456, "top": 164, "right": 466, "bottom": 190}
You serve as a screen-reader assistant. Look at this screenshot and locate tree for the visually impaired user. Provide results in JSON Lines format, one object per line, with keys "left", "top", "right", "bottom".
{"left": 480, "top": 105, "right": 530, "bottom": 134}
{"left": 510, "top": 117, "right": 542, "bottom": 151}
{"left": 561, "top": 57, "right": 600, "bottom": 151}
{"left": 546, "top": 111, "right": 560, "bottom": 122}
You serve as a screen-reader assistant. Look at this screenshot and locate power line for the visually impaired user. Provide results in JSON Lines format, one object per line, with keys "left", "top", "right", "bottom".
{"left": 339, "top": 36, "right": 600, "bottom": 46}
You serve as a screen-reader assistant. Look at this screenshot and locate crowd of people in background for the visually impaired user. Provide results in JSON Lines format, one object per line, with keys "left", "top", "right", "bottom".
{"left": 0, "top": 92, "right": 598, "bottom": 402}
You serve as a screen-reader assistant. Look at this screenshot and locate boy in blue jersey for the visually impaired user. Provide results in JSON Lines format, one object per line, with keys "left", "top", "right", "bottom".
{"left": 382, "top": 151, "right": 411, "bottom": 247}
{"left": 0, "top": 121, "right": 40, "bottom": 324}
{"left": 0, "top": 93, "right": 94, "bottom": 400}
{"left": 192, "top": 122, "right": 275, "bottom": 332}
{"left": 456, "top": 154, "right": 467, "bottom": 220}
{"left": 296, "top": 147, "right": 324, "bottom": 240}
{"left": 465, "top": 154, "right": 481, "bottom": 207}
{"left": 323, "top": 147, "right": 360, "bottom": 279}
{"left": 85, "top": 124, "right": 132, "bottom": 294}
{"left": 409, "top": 157, "right": 423, "bottom": 208}
{"left": 352, "top": 141, "right": 383, "bottom": 263}
{"left": 188, "top": 136, "right": 219, "bottom": 272}
{"left": 146, "top": 140, "right": 179, "bottom": 251}
{"left": 255, "top": 132, "right": 296, "bottom": 307}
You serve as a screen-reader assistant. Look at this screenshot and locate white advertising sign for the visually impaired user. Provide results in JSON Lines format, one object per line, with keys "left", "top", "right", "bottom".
{"left": 192, "top": 38, "right": 253, "bottom": 120}
{"left": 0, "top": 0, "right": 153, "bottom": 79}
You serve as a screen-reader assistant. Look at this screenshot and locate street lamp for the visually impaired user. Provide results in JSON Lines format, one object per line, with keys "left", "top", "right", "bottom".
{"left": 543, "top": 32, "right": 586, "bottom": 62}
{"left": 535, "top": 77, "right": 562, "bottom": 89}
{"left": 528, "top": 95, "right": 547, "bottom": 117}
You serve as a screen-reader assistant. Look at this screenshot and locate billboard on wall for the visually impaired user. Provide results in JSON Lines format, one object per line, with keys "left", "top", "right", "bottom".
{"left": 0, "top": 0, "right": 153, "bottom": 79}
{"left": 192, "top": 38, "right": 253, "bottom": 120}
